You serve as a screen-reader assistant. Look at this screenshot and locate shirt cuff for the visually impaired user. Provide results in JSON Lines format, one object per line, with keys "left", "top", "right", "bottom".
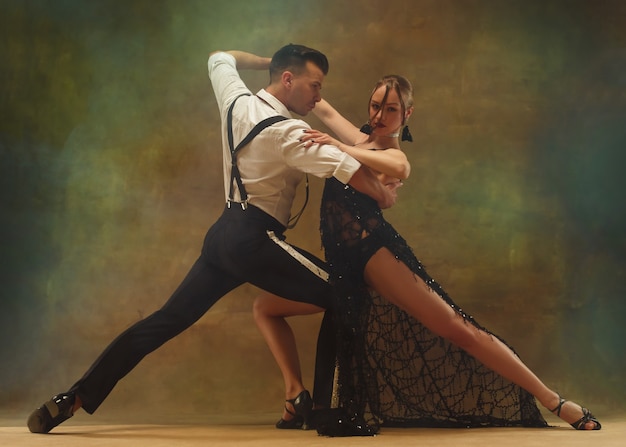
{"left": 332, "top": 153, "right": 361, "bottom": 184}
{"left": 207, "top": 51, "right": 236, "bottom": 73}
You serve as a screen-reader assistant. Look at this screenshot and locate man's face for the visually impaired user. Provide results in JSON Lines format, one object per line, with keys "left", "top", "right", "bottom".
{"left": 286, "top": 61, "right": 324, "bottom": 116}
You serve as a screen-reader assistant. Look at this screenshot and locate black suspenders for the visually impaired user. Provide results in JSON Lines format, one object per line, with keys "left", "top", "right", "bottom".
{"left": 226, "top": 94, "right": 287, "bottom": 210}
{"left": 226, "top": 94, "right": 309, "bottom": 229}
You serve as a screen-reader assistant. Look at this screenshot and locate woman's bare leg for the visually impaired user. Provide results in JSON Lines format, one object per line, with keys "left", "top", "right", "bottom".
{"left": 364, "top": 247, "right": 599, "bottom": 430}
{"left": 253, "top": 293, "right": 323, "bottom": 421}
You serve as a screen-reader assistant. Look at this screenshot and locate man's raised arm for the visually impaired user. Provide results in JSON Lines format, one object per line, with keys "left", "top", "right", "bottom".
{"left": 209, "top": 50, "right": 270, "bottom": 70}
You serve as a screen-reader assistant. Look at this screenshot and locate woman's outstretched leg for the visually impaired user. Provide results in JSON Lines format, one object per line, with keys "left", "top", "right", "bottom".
{"left": 253, "top": 293, "right": 323, "bottom": 425}
{"left": 364, "top": 247, "right": 600, "bottom": 430}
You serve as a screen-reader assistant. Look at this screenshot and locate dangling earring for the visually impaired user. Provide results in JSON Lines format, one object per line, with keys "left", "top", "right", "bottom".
{"left": 401, "top": 125, "right": 413, "bottom": 142}
{"left": 360, "top": 122, "right": 372, "bottom": 135}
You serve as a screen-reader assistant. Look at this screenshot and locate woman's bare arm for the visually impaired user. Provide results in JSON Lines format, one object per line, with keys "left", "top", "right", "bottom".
{"left": 302, "top": 129, "right": 410, "bottom": 180}
{"left": 313, "top": 99, "right": 364, "bottom": 145}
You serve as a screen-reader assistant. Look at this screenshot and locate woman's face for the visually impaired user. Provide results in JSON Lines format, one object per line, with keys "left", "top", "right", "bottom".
{"left": 368, "top": 85, "right": 405, "bottom": 136}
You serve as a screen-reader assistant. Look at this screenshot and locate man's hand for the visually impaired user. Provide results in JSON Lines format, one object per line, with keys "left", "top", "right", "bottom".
{"left": 382, "top": 179, "right": 403, "bottom": 208}
{"left": 348, "top": 166, "right": 397, "bottom": 209}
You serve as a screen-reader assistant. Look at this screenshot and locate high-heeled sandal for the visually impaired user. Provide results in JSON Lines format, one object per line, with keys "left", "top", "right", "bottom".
{"left": 549, "top": 395, "right": 602, "bottom": 430}
{"left": 275, "top": 390, "right": 313, "bottom": 430}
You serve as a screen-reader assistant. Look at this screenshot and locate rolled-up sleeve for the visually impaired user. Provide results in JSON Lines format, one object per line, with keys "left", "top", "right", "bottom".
{"left": 208, "top": 52, "right": 250, "bottom": 113}
{"left": 328, "top": 151, "right": 362, "bottom": 184}
{"left": 276, "top": 120, "right": 361, "bottom": 184}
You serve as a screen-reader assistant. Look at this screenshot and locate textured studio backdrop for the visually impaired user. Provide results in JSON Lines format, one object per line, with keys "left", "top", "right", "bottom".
{"left": 1, "top": 0, "right": 625, "bottom": 423}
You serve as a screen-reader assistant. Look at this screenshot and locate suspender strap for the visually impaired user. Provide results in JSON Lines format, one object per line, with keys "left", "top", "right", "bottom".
{"left": 226, "top": 94, "right": 287, "bottom": 209}
{"left": 225, "top": 94, "right": 308, "bottom": 229}
{"left": 226, "top": 94, "right": 250, "bottom": 162}
{"left": 286, "top": 174, "right": 309, "bottom": 229}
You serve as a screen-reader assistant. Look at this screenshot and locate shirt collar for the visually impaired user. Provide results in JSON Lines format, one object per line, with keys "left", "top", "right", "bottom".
{"left": 256, "top": 89, "right": 292, "bottom": 118}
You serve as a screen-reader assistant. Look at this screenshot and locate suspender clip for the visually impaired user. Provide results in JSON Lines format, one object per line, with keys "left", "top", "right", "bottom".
{"left": 227, "top": 199, "right": 248, "bottom": 210}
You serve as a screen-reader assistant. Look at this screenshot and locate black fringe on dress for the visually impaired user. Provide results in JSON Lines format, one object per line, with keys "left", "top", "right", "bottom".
{"left": 319, "top": 177, "right": 547, "bottom": 432}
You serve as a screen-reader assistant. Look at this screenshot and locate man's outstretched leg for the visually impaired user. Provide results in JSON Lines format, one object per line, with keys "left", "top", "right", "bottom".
{"left": 27, "top": 251, "right": 237, "bottom": 433}
{"left": 26, "top": 308, "right": 192, "bottom": 433}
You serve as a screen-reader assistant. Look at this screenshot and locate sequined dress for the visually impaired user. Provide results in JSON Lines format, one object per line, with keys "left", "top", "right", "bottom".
{"left": 319, "top": 176, "right": 547, "bottom": 430}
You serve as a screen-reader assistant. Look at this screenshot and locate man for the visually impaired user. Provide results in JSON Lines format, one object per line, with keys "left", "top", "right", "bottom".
{"left": 27, "top": 43, "right": 393, "bottom": 434}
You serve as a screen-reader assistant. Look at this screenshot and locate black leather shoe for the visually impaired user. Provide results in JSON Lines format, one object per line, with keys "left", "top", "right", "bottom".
{"left": 275, "top": 390, "right": 313, "bottom": 430}
{"left": 27, "top": 392, "right": 76, "bottom": 434}
{"left": 275, "top": 413, "right": 304, "bottom": 429}
{"left": 549, "top": 395, "right": 602, "bottom": 430}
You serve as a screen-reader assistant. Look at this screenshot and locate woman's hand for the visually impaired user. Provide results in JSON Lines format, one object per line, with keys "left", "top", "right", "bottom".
{"left": 300, "top": 129, "right": 342, "bottom": 150}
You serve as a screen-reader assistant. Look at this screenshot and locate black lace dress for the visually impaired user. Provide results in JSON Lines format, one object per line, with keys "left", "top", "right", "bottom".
{"left": 319, "top": 176, "right": 548, "bottom": 431}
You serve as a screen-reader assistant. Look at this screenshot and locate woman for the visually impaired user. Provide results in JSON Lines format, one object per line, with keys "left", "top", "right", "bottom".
{"left": 253, "top": 75, "right": 601, "bottom": 433}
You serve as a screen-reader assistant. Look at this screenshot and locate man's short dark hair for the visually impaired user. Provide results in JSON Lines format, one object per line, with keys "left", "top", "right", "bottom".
{"left": 269, "top": 44, "right": 329, "bottom": 81}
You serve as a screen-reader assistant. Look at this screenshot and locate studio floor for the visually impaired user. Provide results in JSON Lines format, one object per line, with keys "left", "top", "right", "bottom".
{"left": 0, "top": 413, "right": 623, "bottom": 447}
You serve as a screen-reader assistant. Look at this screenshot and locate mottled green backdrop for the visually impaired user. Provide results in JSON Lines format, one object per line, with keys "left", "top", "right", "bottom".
{"left": 1, "top": 0, "right": 624, "bottom": 423}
